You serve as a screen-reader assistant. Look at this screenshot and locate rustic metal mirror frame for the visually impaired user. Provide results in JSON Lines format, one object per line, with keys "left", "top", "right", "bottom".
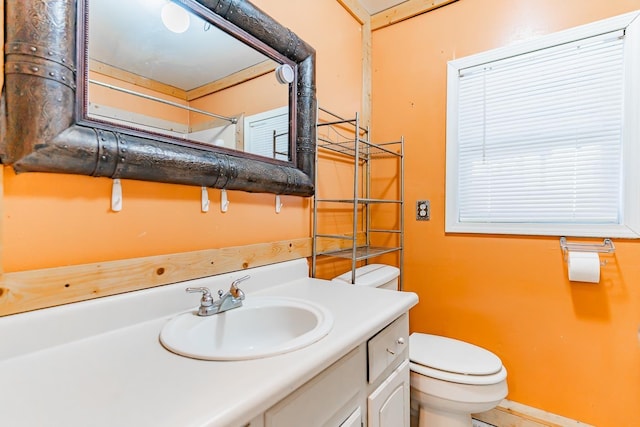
{"left": 1, "top": 0, "right": 316, "bottom": 196}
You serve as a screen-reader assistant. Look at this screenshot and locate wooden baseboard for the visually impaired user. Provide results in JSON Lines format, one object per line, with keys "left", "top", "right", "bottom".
{"left": 473, "top": 399, "right": 594, "bottom": 427}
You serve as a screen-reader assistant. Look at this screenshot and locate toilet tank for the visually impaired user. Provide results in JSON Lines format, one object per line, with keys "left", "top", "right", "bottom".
{"left": 331, "top": 264, "right": 399, "bottom": 290}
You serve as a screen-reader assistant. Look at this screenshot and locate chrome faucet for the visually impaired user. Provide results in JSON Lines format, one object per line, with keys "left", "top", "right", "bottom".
{"left": 186, "top": 275, "right": 250, "bottom": 316}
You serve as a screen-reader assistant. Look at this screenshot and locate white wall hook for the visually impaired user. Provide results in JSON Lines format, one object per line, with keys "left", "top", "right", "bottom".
{"left": 220, "top": 189, "right": 229, "bottom": 213}
{"left": 201, "top": 187, "right": 210, "bottom": 212}
{"left": 275, "top": 195, "right": 283, "bottom": 214}
{"left": 111, "top": 179, "right": 122, "bottom": 212}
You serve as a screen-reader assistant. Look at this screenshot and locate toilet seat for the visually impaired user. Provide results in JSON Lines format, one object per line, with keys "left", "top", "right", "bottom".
{"left": 409, "top": 333, "right": 507, "bottom": 385}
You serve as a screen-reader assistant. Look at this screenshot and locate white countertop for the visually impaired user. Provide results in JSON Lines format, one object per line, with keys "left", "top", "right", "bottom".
{"left": 0, "top": 260, "right": 417, "bottom": 427}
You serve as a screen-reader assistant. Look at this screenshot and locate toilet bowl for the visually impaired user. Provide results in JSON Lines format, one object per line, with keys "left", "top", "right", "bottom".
{"left": 332, "top": 264, "right": 508, "bottom": 427}
{"left": 409, "top": 333, "right": 508, "bottom": 427}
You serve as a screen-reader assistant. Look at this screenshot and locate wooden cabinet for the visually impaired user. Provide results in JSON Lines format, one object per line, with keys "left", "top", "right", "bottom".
{"left": 260, "top": 313, "right": 410, "bottom": 427}
{"left": 264, "top": 346, "right": 365, "bottom": 427}
{"left": 367, "top": 361, "right": 410, "bottom": 427}
{"left": 366, "top": 314, "right": 411, "bottom": 427}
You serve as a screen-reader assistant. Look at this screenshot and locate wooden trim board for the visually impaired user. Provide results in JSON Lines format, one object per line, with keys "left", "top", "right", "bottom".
{"left": 335, "top": 1, "right": 372, "bottom": 128}
{"left": 336, "top": 0, "right": 369, "bottom": 24}
{"left": 371, "top": 0, "right": 459, "bottom": 30}
{"left": 89, "top": 59, "right": 187, "bottom": 99}
{"left": 361, "top": 17, "right": 373, "bottom": 129}
{"left": 0, "top": 238, "right": 309, "bottom": 316}
{"left": 89, "top": 59, "right": 276, "bottom": 102}
{"left": 0, "top": 233, "right": 366, "bottom": 316}
{"left": 473, "top": 400, "right": 595, "bottom": 427}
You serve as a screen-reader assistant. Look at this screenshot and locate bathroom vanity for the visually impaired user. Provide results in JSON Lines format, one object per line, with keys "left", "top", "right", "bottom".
{"left": 262, "top": 313, "right": 410, "bottom": 427}
{"left": 0, "top": 259, "right": 417, "bottom": 426}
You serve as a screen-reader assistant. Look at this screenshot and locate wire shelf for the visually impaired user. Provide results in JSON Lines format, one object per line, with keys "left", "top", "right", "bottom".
{"left": 317, "top": 134, "right": 402, "bottom": 160}
{"left": 312, "top": 108, "right": 404, "bottom": 289}
{"left": 315, "top": 197, "right": 402, "bottom": 204}
{"left": 316, "top": 245, "right": 402, "bottom": 261}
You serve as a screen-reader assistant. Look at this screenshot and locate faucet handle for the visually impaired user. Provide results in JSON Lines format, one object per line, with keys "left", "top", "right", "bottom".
{"left": 185, "top": 287, "right": 214, "bottom": 307}
{"left": 230, "top": 275, "right": 250, "bottom": 298}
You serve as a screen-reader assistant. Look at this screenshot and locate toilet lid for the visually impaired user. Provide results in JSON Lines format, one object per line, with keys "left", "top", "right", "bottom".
{"left": 409, "top": 333, "right": 503, "bottom": 376}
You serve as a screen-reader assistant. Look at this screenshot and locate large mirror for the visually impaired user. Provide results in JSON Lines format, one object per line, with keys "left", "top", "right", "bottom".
{"left": 87, "top": 0, "right": 291, "bottom": 160}
{"left": 2, "top": 0, "right": 316, "bottom": 196}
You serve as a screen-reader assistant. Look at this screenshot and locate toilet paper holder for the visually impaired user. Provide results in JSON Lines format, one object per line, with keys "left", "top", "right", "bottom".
{"left": 560, "top": 237, "right": 615, "bottom": 265}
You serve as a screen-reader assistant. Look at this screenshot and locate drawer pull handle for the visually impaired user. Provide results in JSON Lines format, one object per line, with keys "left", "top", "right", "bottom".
{"left": 386, "top": 337, "right": 406, "bottom": 355}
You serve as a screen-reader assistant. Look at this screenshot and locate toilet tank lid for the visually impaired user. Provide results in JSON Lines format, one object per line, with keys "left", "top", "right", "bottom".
{"left": 409, "top": 333, "right": 503, "bottom": 376}
{"left": 331, "top": 264, "right": 399, "bottom": 287}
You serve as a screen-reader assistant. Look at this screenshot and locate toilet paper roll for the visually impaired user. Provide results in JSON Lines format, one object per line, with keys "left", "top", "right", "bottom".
{"left": 567, "top": 251, "right": 600, "bottom": 283}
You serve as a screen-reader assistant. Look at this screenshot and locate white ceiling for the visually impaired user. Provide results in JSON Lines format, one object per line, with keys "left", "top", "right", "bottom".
{"left": 358, "top": 0, "right": 408, "bottom": 14}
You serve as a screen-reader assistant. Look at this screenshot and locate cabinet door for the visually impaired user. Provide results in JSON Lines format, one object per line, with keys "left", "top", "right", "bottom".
{"left": 265, "top": 347, "right": 365, "bottom": 427}
{"left": 367, "top": 360, "right": 410, "bottom": 427}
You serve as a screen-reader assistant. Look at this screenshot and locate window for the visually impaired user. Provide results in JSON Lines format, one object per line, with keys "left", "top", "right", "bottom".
{"left": 446, "top": 11, "right": 640, "bottom": 238}
{"left": 243, "top": 106, "right": 289, "bottom": 161}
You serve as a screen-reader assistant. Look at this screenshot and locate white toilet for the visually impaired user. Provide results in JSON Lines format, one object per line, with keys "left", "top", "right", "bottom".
{"left": 332, "top": 264, "right": 508, "bottom": 427}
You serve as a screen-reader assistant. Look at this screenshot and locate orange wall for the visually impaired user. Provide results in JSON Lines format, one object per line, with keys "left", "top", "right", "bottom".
{"left": 371, "top": 0, "right": 640, "bottom": 425}
{"left": 1, "top": 0, "right": 363, "bottom": 272}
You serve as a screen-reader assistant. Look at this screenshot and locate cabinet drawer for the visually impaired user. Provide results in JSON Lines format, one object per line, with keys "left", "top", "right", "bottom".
{"left": 367, "top": 314, "right": 409, "bottom": 383}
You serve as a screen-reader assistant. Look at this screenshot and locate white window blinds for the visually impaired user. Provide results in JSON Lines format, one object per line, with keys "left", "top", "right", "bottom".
{"left": 454, "top": 30, "right": 625, "bottom": 227}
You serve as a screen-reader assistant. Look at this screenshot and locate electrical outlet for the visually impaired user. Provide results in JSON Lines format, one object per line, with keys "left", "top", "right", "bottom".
{"left": 416, "top": 200, "right": 430, "bottom": 221}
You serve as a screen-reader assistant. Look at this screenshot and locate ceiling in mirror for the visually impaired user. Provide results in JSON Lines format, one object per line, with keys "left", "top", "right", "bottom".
{"left": 87, "top": 0, "right": 291, "bottom": 159}
{"left": 89, "top": 0, "right": 270, "bottom": 91}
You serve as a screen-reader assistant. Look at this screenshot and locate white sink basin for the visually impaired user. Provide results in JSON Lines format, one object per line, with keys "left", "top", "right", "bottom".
{"left": 160, "top": 296, "right": 333, "bottom": 360}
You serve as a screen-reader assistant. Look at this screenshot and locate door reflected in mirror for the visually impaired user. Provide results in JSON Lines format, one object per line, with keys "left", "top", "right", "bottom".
{"left": 87, "top": 0, "right": 291, "bottom": 160}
